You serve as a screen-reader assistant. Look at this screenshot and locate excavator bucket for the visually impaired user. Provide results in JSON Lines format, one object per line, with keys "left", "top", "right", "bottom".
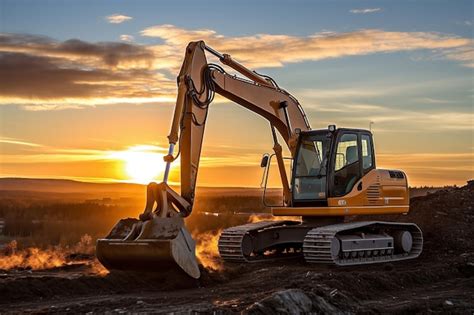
{"left": 96, "top": 182, "right": 200, "bottom": 279}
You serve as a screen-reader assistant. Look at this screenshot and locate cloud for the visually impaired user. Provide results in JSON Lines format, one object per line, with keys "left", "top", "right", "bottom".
{"left": 0, "top": 26, "right": 472, "bottom": 109}
{"left": 297, "top": 76, "right": 469, "bottom": 103}
{"left": 106, "top": 14, "right": 132, "bottom": 24}
{"left": 377, "top": 152, "right": 473, "bottom": 186}
{"left": 0, "top": 34, "right": 175, "bottom": 108}
{"left": 0, "top": 52, "right": 174, "bottom": 107}
{"left": 141, "top": 25, "right": 473, "bottom": 68}
{"left": 415, "top": 97, "right": 452, "bottom": 104}
{"left": 0, "top": 53, "right": 118, "bottom": 99}
{"left": 298, "top": 88, "right": 381, "bottom": 99}
{"left": 120, "top": 34, "right": 134, "bottom": 42}
{"left": 372, "top": 111, "right": 473, "bottom": 131}
{"left": 0, "top": 33, "right": 154, "bottom": 68}
{"left": 0, "top": 142, "right": 169, "bottom": 164}
{"left": 440, "top": 46, "right": 474, "bottom": 68}
{"left": 0, "top": 137, "right": 43, "bottom": 147}
{"left": 301, "top": 99, "right": 473, "bottom": 132}
{"left": 297, "top": 80, "right": 473, "bottom": 132}
{"left": 350, "top": 8, "right": 382, "bottom": 14}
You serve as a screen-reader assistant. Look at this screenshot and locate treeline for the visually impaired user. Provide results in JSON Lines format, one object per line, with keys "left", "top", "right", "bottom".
{"left": 0, "top": 193, "right": 279, "bottom": 247}
{"left": 193, "top": 195, "right": 279, "bottom": 214}
{"left": 0, "top": 200, "right": 137, "bottom": 247}
{"left": 0, "top": 202, "right": 133, "bottom": 222}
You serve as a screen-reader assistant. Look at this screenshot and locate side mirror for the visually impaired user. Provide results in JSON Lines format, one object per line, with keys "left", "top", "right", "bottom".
{"left": 260, "top": 154, "right": 270, "bottom": 168}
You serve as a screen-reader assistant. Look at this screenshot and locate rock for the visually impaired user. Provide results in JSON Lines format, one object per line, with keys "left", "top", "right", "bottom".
{"left": 312, "top": 295, "right": 342, "bottom": 314}
{"left": 245, "top": 289, "right": 312, "bottom": 314}
{"left": 245, "top": 289, "right": 340, "bottom": 314}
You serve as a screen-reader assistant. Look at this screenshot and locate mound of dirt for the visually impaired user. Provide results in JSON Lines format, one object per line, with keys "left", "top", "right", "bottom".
{"left": 359, "top": 180, "right": 473, "bottom": 260}
{"left": 408, "top": 180, "right": 473, "bottom": 254}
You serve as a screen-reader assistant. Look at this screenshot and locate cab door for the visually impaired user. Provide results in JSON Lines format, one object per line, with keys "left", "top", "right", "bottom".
{"left": 329, "top": 131, "right": 362, "bottom": 197}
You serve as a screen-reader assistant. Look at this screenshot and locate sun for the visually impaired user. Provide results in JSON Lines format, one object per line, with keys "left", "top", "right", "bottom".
{"left": 125, "top": 151, "right": 164, "bottom": 184}
{"left": 113, "top": 146, "right": 167, "bottom": 184}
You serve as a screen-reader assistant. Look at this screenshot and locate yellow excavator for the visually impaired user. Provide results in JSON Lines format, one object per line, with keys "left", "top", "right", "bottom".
{"left": 96, "top": 41, "right": 422, "bottom": 279}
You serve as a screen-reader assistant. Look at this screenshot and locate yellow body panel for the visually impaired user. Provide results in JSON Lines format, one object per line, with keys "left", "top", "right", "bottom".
{"left": 272, "top": 169, "right": 410, "bottom": 217}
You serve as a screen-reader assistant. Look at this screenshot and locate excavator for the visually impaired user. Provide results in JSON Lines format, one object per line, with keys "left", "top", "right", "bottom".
{"left": 96, "top": 41, "right": 423, "bottom": 279}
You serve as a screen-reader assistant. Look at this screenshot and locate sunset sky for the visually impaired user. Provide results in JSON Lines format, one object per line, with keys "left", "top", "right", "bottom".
{"left": 0, "top": 0, "right": 472, "bottom": 187}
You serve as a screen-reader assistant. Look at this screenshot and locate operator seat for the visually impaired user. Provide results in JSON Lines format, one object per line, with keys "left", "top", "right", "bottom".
{"left": 346, "top": 146, "right": 358, "bottom": 165}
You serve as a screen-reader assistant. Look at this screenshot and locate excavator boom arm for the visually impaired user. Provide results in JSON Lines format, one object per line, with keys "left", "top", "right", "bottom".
{"left": 167, "top": 41, "right": 310, "bottom": 212}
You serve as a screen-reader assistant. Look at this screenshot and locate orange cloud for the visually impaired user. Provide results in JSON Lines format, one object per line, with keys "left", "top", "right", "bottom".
{"left": 0, "top": 137, "right": 43, "bottom": 147}
{"left": 141, "top": 25, "right": 473, "bottom": 68}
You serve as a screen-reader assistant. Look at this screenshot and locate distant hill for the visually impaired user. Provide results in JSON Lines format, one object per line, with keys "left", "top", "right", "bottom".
{"left": 0, "top": 178, "right": 273, "bottom": 197}
{"left": 0, "top": 178, "right": 145, "bottom": 194}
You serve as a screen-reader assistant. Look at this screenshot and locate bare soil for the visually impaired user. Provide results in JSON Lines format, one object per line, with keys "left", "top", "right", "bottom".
{"left": 0, "top": 182, "right": 473, "bottom": 314}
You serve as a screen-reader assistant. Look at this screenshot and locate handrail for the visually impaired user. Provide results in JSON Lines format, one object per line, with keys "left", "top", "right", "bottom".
{"left": 261, "top": 154, "right": 293, "bottom": 208}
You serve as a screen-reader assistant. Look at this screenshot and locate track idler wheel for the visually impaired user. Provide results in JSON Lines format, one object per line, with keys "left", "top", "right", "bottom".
{"left": 394, "top": 230, "right": 413, "bottom": 253}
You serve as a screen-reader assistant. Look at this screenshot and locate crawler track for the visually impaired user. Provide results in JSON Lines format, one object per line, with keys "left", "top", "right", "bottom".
{"left": 303, "top": 221, "right": 423, "bottom": 266}
{"left": 218, "top": 220, "right": 303, "bottom": 262}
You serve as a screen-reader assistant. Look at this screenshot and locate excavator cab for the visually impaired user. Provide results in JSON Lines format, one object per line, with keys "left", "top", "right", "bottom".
{"left": 291, "top": 127, "right": 375, "bottom": 207}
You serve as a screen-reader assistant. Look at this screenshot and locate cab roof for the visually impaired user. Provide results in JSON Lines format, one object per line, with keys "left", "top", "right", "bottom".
{"left": 300, "top": 127, "right": 372, "bottom": 136}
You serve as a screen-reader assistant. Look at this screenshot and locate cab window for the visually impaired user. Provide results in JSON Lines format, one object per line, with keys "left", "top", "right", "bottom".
{"left": 335, "top": 133, "right": 358, "bottom": 170}
{"left": 293, "top": 134, "right": 330, "bottom": 201}
{"left": 361, "top": 134, "right": 373, "bottom": 171}
{"left": 333, "top": 133, "right": 360, "bottom": 196}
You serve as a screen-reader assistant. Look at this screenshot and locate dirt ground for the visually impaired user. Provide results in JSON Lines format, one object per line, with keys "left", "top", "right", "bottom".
{"left": 1, "top": 182, "right": 473, "bottom": 314}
